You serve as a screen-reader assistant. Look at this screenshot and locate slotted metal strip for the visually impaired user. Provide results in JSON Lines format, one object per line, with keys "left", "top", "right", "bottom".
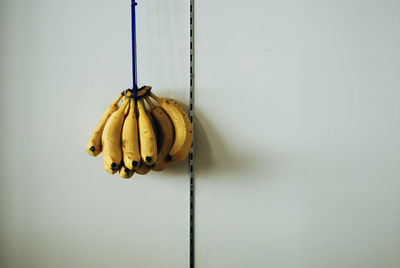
{"left": 189, "top": 0, "right": 195, "bottom": 267}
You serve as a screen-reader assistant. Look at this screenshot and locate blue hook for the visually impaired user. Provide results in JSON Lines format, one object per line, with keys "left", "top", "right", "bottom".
{"left": 131, "top": 0, "right": 138, "bottom": 100}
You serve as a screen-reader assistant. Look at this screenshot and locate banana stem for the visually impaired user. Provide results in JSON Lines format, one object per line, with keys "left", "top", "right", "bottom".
{"left": 149, "top": 92, "right": 162, "bottom": 105}
{"left": 113, "top": 93, "right": 124, "bottom": 106}
{"left": 144, "top": 96, "right": 156, "bottom": 110}
{"left": 124, "top": 97, "right": 131, "bottom": 115}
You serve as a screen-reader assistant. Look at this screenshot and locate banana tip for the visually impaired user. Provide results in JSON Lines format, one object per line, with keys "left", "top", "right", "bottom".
{"left": 111, "top": 163, "right": 117, "bottom": 171}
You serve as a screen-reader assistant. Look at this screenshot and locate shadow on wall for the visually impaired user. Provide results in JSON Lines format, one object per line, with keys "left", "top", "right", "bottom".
{"left": 162, "top": 103, "right": 263, "bottom": 178}
{"left": 193, "top": 108, "right": 264, "bottom": 177}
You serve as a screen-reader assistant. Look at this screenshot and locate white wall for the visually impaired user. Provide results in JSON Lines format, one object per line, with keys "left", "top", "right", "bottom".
{"left": 0, "top": 0, "right": 189, "bottom": 268}
{"left": 1, "top": 0, "right": 400, "bottom": 268}
{"left": 194, "top": 0, "right": 400, "bottom": 267}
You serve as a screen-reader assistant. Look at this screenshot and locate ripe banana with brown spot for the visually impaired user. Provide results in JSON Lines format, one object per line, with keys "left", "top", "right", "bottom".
{"left": 121, "top": 98, "right": 141, "bottom": 170}
{"left": 86, "top": 93, "right": 123, "bottom": 156}
{"left": 119, "top": 164, "right": 134, "bottom": 179}
{"left": 135, "top": 161, "right": 151, "bottom": 175}
{"left": 145, "top": 96, "right": 174, "bottom": 171}
{"left": 150, "top": 93, "right": 193, "bottom": 162}
{"left": 101, "top": 98, "right": 130, "bottom": 174}
{"left": 137, "top": 98, "right": 157, "bottom": 166}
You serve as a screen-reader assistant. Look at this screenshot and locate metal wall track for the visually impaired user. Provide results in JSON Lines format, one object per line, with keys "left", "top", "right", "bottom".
{"left": 189, "top": 0, "right": 195, "bottom": 267}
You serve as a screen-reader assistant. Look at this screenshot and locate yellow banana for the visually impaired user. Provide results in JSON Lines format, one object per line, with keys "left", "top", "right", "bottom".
{"left": 121, "top": 98, "right": 141, "bottom": 170}
{"left": 86, "top": 93, "right": 123, "bottom": 156}
{"left": 145, "top": 96, "right": 174, "bottom": 171}
{"left": 150, "top": 93, "right": 193, "bottom": 162}
{"left": 101, "top": 98, "right": 130, "bottom": 174}
{"left": 148, "top": 109, "right": 158, "bottom": 139}
{"left": 119, "top": 164, "right": 134, "bottom": 179}
{"left": 135, "top": 161, "right": 151, "bottom": 175}
{"left": 137, "top": 98, "right": 157, "bottom": 166}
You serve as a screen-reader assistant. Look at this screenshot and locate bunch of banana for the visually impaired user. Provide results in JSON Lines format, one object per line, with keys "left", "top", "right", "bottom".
{"left": 86, "top": 86, "right": 193, "bottom": 179}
